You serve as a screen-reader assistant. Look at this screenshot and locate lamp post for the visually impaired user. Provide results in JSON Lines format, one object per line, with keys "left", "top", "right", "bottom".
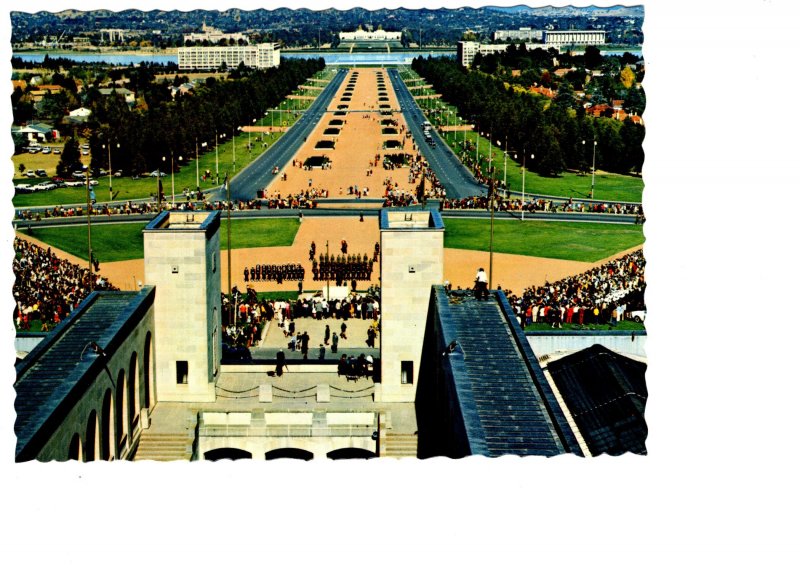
{"left": 591, "top": 139, "right": 597, "bottom": 200}
{"left": 103, "top": 141, "right": 118, "bottom": 202}
{"left": 501, "top": 137, "right": 508, "bottom": 191}
{"left": 233, "top": 127, "right": 238, "bottom": 172}
{"left": 517, "top": 150, "right": 533, "bottom": 221}
{"left": 168, "top": 152, "right": 182, "bottom": 204}
{"left": 195, "top": 138, "right": 200, "bottom": 193}
{"left": 86, "top": 174, "right": 94, "bottom": 291}
{"left": 215, "top": 131, "right": 221, "bottom": 184}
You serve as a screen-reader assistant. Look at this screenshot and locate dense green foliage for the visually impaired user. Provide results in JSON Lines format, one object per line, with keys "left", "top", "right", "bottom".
{"left": 84, "top": 58, "right": 324, "bottom": 177}
{"left": 412, "top": 55, "right": 644, "bottom": 177}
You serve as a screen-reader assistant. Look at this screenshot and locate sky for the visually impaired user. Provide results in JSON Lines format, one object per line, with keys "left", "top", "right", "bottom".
{"left": 1, "top": 0, "right": 797, "bottom": 568}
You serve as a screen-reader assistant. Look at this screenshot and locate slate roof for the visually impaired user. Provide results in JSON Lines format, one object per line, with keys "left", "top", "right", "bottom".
{"left": 434, "top": 286, "right": 579, "bottom": 457}
{"left": 547, "top": 344, "right": 647, "bottom": 455}
{"left": 14, "top": 288, "right": 154, "bottom": 461}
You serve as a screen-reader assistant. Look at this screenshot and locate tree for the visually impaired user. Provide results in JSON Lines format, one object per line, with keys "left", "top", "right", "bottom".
{"left": 583, "top": 45, "right": 603, "bottom": 70}
{"left": 620, "top": 66, "right": 635, "bottom": 89}
{"left": 536, "top": 127, "right": 565, "bottom": 177}
{"left": 57, "top": 138, "right": 81, "bottom": 178}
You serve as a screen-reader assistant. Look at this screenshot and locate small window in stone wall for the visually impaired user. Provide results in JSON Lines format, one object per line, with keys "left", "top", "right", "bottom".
{"left": 401, "top": 360, "right": 413, "bottom": 384}
{"left": 177, "top": 361, "right": 188, "bottom": 384}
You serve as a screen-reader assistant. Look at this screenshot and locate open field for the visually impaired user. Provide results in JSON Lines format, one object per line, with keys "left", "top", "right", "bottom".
{"left": 443, "top": 218, "right": 645, "bottom": 262}
{"left": 20, "top": 218, "right": 301, "bottom": 262}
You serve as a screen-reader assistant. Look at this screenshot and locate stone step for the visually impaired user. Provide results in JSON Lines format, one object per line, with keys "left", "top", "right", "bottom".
{"left": 384, "top": 433, "right": 418, "bottom": 457}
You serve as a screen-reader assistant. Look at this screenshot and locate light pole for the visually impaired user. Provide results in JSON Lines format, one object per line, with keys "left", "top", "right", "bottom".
{"left": 500, "top": 137, "right": 508, "bottom": 191}
{"left": 517, "top": 150, "right": 533, "bottom": 221}
{"left": 233, "top": 127, "right": 238, "bottom": 172}
{"left": 195, "top": 138, "right": 200, "bottom": 193}
{"left": 169, "top": 152, "right": 182, "bottom": 204}
{"left": 86, "top": 174, "right": 94, "bottom": 290}
{"left": 215, "top": 131, "right": 221, "bottom": 184}
{"left": 103, "top": 141, "right": 118, "bottom": 202}
{"left": 591, "top": 139, "right": 597, "bottom": 200}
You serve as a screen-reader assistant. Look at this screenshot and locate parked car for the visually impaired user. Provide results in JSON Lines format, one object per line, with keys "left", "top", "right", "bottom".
{"left": 81, "top": 149, "right": 89, "bottom": 155}
{"left": 15, "top": 183, "right": 33, "bottom": 193}
{"left": 41, "top": 147, "right": 51, "bottom": 154}
{"left": 64, "top": 180, "right": 84, "bottom": 187}
{"left": 53, "top": 148, "right": 61, "bottom": 155}
{"left": 113, "top": 170, "right": 123, "bottom": 177}
{"left": 148, "top": 170, "right": 167, "bottom": 177}
{"left": 27, "top": 147, "right": 40, "bottom": 154}
{"left": 630, "top": 309, "right": 646, "bottom": 323}
{"left": 35, "top": 169, "right": 47, "bottom": 177}
{"left": 25, "top": 170, "right": 35, "bottom": 177}
{"left": 81, "top": 143, "right": 90, "bottom": 150}
{"left": 72, "top": 171, "right": 86, "bottom": 178}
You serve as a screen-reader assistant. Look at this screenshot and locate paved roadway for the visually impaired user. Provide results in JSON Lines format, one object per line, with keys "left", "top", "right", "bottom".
{"left": 216, "top": 68, "right": 349, "bottom": 202}
{"left": 387, "top": 68, "right": 489, "bottom": 199}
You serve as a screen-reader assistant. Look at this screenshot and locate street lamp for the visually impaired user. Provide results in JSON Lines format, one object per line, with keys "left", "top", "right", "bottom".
{"left": 102, "top": 141, "right": 119, "bottom": 202}
{"left": 233, "top": 127, "right": 239, "bottom": 172}
{"left": 582, "top": 139, "right": 597, "bottom": 200}
{"left": 195, "top": 138, "right": 207, "bottom": 193}
{"left": 591, "top": 139, "right": 597, "bottom": 200}
{"left": 516, "top": 150, "right": 533, "bottom": 221}
{"left": 167, "top": 152, "right": 182, "bottom": 204}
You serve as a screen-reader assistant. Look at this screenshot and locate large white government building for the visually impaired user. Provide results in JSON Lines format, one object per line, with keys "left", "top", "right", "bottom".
{"left": 339, "top": 29, "right": 402, "bottom": 42}
{"left": 492, "top": 27, "right": 543, "bottom": 42}
{"left": 183, "top": 23, "right": 248, "bottom": 45}
{"left": 458, "top": 30, "right": 606, "bottom": 68}
{"left": 178, "top": 43, "right": 280, "bottom": 71}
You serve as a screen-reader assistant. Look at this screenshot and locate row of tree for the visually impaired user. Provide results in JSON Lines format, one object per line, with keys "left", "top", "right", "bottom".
{"left": 411, "top": 56, "right": 644, "bottom": 176}
{"left": 50, "top": 58, "right": 325, "bottom": 178}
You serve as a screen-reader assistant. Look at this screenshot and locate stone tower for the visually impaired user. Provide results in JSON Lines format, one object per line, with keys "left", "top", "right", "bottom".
{"left": 378, "top": 209, "right": 445, "bottom": 402}
{"left": 143, "top": 211, "right": 222, "bottom": 402}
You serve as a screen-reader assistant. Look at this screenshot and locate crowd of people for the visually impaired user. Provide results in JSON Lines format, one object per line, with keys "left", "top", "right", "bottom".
{"left": 244, "top": 263, "right": 305, "bottom": 284}
{"left": 13, "top": 237, "right": 118, "bottom": 331}
{"left": 441, "top": 195, "right": 644, "bottom": 218}
{"left": 503, "top": 249, "right": 646, "bottom": 329}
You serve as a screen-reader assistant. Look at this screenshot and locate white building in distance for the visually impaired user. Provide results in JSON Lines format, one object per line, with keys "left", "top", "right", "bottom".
{"left": 544, "top": 30, "right": 606, "bottom": 49}
{"left": 178, "top": 43, "right": 281, "bottom": 71}
{"left": 457, "top": 41, "right": 536, "bottom": 68}
{"left": 492, "top": 27, "right": 543, "bottom": 42}
{"left": 184, "top": 23, "right": 248, "bottom": 45}
{"left": 339, "top": 28, "right": 402, "bottom": 42}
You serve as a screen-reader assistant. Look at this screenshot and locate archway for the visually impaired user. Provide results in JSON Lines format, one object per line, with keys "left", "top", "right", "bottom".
{"left": 128, "top": 351, "right": 139, "bottom": 430}
{"left": 204, "top": 448, "right": 252, "bottom": 461}
{"left": 326, "top": 448, "right": 376, "bottom": 460}
{"left": 115, "top": 369, "right": 128, "bottom": 452}
{"left": 143, "top": 331, "right": 152, "bottom": 410}
{"left": 85, "top": 410, "right": 99, "bottom": 461}
{"left": 68, "top": 433, "right": 82, "bottom": 461}
{"left": 102, "top": 389, "right": 114, "bottom": 460}
{"left": 264, "top": 448, "right": 313, "bottom": 461}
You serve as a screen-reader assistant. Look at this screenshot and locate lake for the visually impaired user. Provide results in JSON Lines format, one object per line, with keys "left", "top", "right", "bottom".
{"left": 13, "top": 50, "right": 456, "bottom": 66}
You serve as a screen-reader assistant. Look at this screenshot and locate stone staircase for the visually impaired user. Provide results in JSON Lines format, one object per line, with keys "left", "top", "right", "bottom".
{"left": 133, "top": 431, "right": 194, "bottom": 461}
{"left": 383, "top": 432, "right": 418, "bottom": 458}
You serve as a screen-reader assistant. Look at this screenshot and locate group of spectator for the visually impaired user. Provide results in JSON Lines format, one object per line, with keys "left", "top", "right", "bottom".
{"left": 312, "top": 253, "right": 375, "bottom": 285}
{"left": 504, "top": 249, "right": 646, "bottom": 329}
{"left": 244, "top": 263, "right": 305, "bottom": 284}
{"left": 337, "top": 353, "right": 374, "bottom": 378}
{"left": 441, "top": 195, "right": 644, "bottom": 218}
{"left": 13, "top": 237, "right": 118, "bottom": 331}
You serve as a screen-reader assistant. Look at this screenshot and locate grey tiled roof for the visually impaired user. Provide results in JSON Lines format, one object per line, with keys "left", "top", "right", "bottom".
{"left": 435, "top": 287, "right": 577, "bottom": 457}
{"left": 15, "top": 288, "right": 154, "bottom": 460}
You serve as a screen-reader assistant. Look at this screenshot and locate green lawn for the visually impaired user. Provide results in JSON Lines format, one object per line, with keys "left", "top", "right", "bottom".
{"left": 442, "top": 130, "right": 643, "bottom": 203}
{"left": 443, "top": 218, "right": 644, "bottom": 262}
{"left": 19, "top": 218, "right": 301, "bottom": 262}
